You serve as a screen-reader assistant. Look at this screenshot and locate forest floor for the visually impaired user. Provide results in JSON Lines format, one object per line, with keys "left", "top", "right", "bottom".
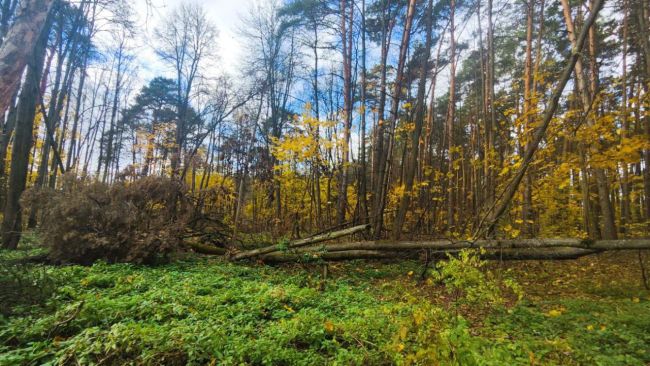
{"left": 1, "top": 237, "right": 649, "bottom": 365}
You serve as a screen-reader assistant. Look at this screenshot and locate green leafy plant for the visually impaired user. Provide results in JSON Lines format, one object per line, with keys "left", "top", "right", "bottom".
{"left": 1, "top": 249, "right": 648, "bottom": 366}
{"left": 432, "top": 249, "right": 522, "bottom": 311}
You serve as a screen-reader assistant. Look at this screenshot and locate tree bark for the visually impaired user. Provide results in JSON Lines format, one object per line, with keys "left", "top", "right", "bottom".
{"left": 0, "top": 89, "right": 18, "bottom": 181}
{"left": 260, "top": 242, "right": 650, "bottom": 263}
{"left": 620, "top": 0, "right": 630, "bottom": 235}
{"left": 371, "top": 0, "right": 416, "bottom": 238}
{"left": 357, "top": 0, "right": 368, "bottom": 225}
{"left": 290, "top": 238, "right": 650, "bottom": 253}
{"left": 370, "top": 0, "right": 393, "bottom": 237}
{"left": 446, "top": 0, "right": 457, "bottom": 231}
{"left": 1, "top": 12, "right": 50, "bottom": 249}
{"left": 521, "top": 0, "right": 535, "bottom": 237}
{"left": 263, "top": 249, "right": 395, "bottom": 263}
{"left": 102, "top": 39, "right": 126, "bottom": 183}
{"left": 0, "top": 0, "right": 54, "bottom": 117}
{"left": 0, "top": 0, "right": 19, "bottom": 45}
{"left": 484, "top": 0, "right": 496, "bottom": 212}
{"left": 392, "top": 0, "right": 433, "bottom": 239}
{"left": 337, "top": 0, "right": 354, "bottom": 225}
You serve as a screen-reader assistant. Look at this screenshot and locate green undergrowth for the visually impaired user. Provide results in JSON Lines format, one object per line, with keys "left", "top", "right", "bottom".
{"left": 1, "top": 246, "right": 649, "bottom": 365}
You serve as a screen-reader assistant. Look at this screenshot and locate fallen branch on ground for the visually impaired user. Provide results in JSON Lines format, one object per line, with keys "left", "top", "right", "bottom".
{"left": 186, "top": 241, "right": 227, "bottom": 255}
{"left": 231, "top": 224, "right": 370, "bottom": 260}
{"left": 262, "top": 249, "right": 398, "bottom": 262}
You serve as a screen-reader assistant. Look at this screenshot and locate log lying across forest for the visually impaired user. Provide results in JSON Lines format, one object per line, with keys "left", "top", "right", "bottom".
{"left": 291, "top": 238, "right": 650, "bottom": 252}
{"left": 260, "top": 247, "right": 603, "bottom": 263}
{"left": 186, "top": 220, "right": 650, "bottom": 263}
{"left": 231, "top": 224, "right": 371, "bottom": 260}
{"left": 228, "top": 236, "right": 650, "bottom": 263}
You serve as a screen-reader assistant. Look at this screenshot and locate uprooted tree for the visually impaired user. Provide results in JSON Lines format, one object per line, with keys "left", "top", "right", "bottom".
{"left": 23, "top": 177, "right": 650, "bottom": 264}
{"left": 22, "top": 175, "right": 230, "bottom": 264}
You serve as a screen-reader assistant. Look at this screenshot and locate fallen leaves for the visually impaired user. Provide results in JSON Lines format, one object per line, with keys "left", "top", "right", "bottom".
{"left": 324, "top": 320, "right": 335, "bottom": 333}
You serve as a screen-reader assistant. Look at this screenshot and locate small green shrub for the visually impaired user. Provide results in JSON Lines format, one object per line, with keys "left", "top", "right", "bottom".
{"left": 433, "top": 249, "right": 522, "bottom": 311}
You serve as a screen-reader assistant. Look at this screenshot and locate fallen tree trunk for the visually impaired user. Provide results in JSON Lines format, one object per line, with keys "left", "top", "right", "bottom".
{"left": 588, "top": 239, "right": 650, "bottom": 250}
{"left": 290, "top": 238, "right": 650, "bottom": 253}
{"left": 254, "top": 239, "right": 650, "bottom": 263}
{"left": 186, "top": 241, "right": 227, "bottom": 255}
{"left": 481, "top": 248, "right": 598, "bottom": 261}
{"left": 262, "top": 250, "right": 398, "bottom": 263}
{"left": 232, "top": 224, "right": 370, "bottom": 260}
{"left": 297, "top": 238, "right": 583, "bottom": 252}
{"left": 260, "top": 247, "right": 602, "bottom": 263}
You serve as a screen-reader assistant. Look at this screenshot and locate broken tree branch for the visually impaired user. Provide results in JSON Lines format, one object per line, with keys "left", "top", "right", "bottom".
{"left": 186, "top": 241, "right": 226, "bottom": 255}
{"left": 262, "top": 250, "right": 399, "bottom": 263}
{"left": 232, "top": 224, "right": 370, "bottom": 260}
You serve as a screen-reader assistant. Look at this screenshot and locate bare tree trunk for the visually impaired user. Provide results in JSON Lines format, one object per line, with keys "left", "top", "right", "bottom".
{"left": 521, "top": 0, "right": 535, "bottom": 237}
{"left": 579, "top": 144, "right": 600, "bottom": 238}
{"left": 446, "top": 0, "right": 457, "bottom": 231}
{"left": 620, "top": 0, "right": 631, "bottom": 235}
{"left": 66, "top": 35, "right": 93, "bottom": 171}
{"left": 311, "top": 23, "right": 323, "bottom": 227}
{"left": 392, "top": 0, "right": 433, "bottom": 239}
{"left": 1, "top": 13, "right": 49, "bottom": 248}
{"left": 357, "top": 0, "right": 368, "bottom": 225}
{"left": 0, "top": 89, "right": 18, "bottom": 180}
{"left": 371, "top": 0, "right": 416, "bottom": 239}
{"left": 0, "top": 0, "right": 54, "bottom": 117}
{"left": 370, "top": 0, "right": 393, "bottom": 238}
{"left": 643, "top": 76, "right": 650, "bottom": 231}
{"left": 484, "top": 0, "right": 496, "bottom": 214}
{"left": 103, "top": 38, "right": 126, "bottom": 183}
{"left": 337, "top": 0, "right": 354, "bottom": 225}
{"left": 233, "top": 167, "right": 247, "bottom": 238}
